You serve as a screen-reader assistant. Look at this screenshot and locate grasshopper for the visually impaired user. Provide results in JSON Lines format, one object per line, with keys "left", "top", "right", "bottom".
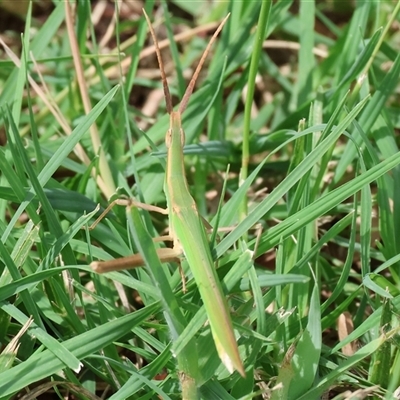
{"left": 91, "top": 9, "right": 244, "bottom": 377}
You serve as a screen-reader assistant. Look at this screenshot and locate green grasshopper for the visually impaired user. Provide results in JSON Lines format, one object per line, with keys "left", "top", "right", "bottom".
{"left": 91, "top": 10, "right": 244, "bottom": 377}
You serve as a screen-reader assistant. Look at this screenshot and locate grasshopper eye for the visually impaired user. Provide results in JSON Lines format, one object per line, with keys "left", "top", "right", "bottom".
{"left": 165, "top": 129, "right": 172, "bottom": 148}
{"left": 180, "top": 128, "right": 185, "bottom": 147}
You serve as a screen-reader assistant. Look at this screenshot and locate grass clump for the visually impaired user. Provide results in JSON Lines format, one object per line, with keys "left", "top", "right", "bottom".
{"left": 0, "top": 1, "right": 400, "bottom": 399}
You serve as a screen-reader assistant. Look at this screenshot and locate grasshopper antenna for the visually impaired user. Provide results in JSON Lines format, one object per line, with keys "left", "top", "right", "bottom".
{"left": 143, "top": 9, "right": 230, "bottom": 116}
{"left": 179, "top": 13, "right": 230, "bottom": 114}
{"left": 143, "top": 9, "right": 173, "bottom": 114}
